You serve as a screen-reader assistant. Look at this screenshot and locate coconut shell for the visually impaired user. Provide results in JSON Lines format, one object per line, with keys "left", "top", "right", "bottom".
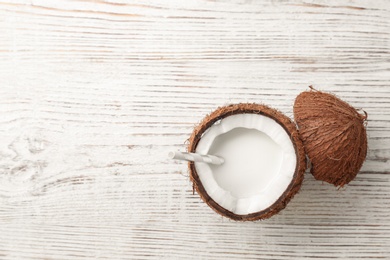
{"left": 293, "top": 88, "right": 368, "bottom": 187}
{"left": 188, "top": 103, "right": 306, "bottom": 221}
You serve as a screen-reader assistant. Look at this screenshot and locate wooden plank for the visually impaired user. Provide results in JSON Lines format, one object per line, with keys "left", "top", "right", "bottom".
{"left": 0, "top": 0, "right": 389, "bottom": 259}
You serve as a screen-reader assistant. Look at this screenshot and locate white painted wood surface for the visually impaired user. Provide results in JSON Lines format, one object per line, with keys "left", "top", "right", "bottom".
{"left": 0, "top": 0, "right": 389, "bottom": 259}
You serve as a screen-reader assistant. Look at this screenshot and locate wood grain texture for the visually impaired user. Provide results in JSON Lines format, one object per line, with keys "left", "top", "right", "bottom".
{"left": 0, "top": 0, "right": 389, "bottom": 259}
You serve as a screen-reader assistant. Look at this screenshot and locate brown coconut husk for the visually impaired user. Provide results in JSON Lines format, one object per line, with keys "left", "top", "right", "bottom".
{"left": 188, "top": 103, "right": 307, "bottom": 221}
{"left": 294, "top": 87, "right": 368, "bottom": 187}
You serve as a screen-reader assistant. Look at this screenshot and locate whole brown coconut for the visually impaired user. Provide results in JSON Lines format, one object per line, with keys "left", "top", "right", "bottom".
{"left": 188, "top": 103, "right": 307, "bottom": 221}
{"left": 294, "top": 87, "right": 368, "bottom": 187}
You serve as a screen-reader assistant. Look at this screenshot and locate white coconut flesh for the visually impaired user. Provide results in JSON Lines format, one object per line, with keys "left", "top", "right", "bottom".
{"left": 195, "top": 113, "right": 297, "bottom": 215}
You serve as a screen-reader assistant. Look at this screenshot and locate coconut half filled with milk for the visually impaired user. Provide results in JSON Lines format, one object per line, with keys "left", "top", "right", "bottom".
{"left": 188, "top": 103, "right": 306, "bottom": 221}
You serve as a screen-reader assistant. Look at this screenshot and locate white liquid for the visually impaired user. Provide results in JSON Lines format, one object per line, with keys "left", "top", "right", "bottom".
{"left": 209, "top": 128, "right": 283, "bottom": 199}
{"left": 195, "top": 113, "right": 296, "bottom": 214}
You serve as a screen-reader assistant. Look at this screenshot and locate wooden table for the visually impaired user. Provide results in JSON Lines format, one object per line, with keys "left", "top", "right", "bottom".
{"left": 1, "top": 0, "right": 389, "bottom": 259}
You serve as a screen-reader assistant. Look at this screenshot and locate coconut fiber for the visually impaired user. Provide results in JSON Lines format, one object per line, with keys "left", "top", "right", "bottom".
{"left": 188, "top": 103, "right": 306, "bottom": 221}
{"left": 294, "top": 88, "right": 368, "bottom": 187}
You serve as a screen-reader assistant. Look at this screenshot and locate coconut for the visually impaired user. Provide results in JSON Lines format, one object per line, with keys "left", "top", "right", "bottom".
{"left": 188, "top": 103, "right": 306, "bottom": 221}
{"left": 293, "top": 87, "right": 368, "bottom": 187}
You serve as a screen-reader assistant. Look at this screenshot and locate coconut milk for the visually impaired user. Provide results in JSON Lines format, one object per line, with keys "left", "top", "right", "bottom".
{"left": 208, "top": 128, "right": 283, "bottom": 198}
